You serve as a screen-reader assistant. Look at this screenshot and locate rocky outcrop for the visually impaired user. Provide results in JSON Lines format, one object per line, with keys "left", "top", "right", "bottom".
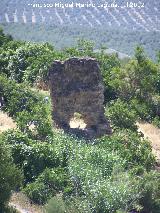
{"left": 49, "top": 57, "right": 111, "bottom": 138}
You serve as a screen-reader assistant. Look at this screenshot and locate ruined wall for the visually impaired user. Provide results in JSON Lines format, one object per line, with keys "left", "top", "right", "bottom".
{"left": 49, "top": 57, "right": 111, "bottom": 138}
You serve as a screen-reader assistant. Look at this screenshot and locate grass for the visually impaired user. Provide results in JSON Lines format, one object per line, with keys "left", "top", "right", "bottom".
{"left": 10, "top": 192, "right": 44, "bottom": 213}
{"left": 137, "top": 121, "right": 160, "bottom": 164}
{"left": 0, "top": 110, "right": 16, "bottom": 133}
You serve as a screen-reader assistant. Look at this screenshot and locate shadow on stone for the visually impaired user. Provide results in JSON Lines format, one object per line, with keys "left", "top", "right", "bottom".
{"left": 49, "top": 57, "right": 112, "bottom": 139}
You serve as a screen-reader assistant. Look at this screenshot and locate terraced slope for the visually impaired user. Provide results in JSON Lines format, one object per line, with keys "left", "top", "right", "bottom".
{"left": 0, "top": 0, "right": 159, "bottom": 32}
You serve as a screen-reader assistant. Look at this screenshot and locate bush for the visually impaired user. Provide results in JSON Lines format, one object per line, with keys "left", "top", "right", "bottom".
{"left": 152, "top": 116, "right": 160, "bottom": 128}
{"left": 36, "top": 167, "right": 72, "bottom": 194}
{"left": 0, "top": 136, "right": 22, "bottom": 210}
{"left": 23, "top": 167, "right": 72, "bottom": 204}
{"left": 45, "top": 196, "right": 79, "bottom": 213}
{"left": 130, "top": 99, "right": 154, "bottom": 121}
{"left": 109, "top": 47, "right": 158, "bottom": 102}
{"left": 0, "top": 27, "right": 12, "bottom": 46}
{"left": 68, "top": 171, "right": 142, "bottom": 213}
{"left": 97, "top": 130, "right": 155, "bottom": 171}
{"left": 23, "top": 181, "right": 50, "bottom": 204}
{"left": 139, "top": 171, "right": 160, "bottom": 213}
{"left": 2, "top": 130, "right": 61, "bottom": 182}
{"left": 106, "top": 99, "right": 138, "bottom": 131}
{"left": 45, "top": 196, "right": 66, "bottom": 213}
{"left": 0, "top": 206, "right": 18, "bottom": 213}
{"left": 66, "top": 134, "right": 154, "bottom": 212}
{"left": 0, "top": 75, "right": 53, "bottom": 139}
{"left": 0, "top": 42, "right": 59, "bottom": 84}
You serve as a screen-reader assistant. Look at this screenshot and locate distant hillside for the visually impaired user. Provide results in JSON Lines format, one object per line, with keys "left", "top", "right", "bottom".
{"left": 0, "top": 0, "right": 160, "bottom": 32}
{"left": 2, "top": 23, "right": 160, "bottom": 60}
{"left": 0, "top": 0, "right": 160, "bottom": 59}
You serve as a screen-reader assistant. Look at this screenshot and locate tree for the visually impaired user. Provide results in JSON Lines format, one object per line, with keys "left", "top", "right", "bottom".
{"left": 109, "top": 46, "right": 158, "bottom": 101}
{"left": 0, "top": 136, "right": 22, "bottom": 211}
{"left": 0, "top": 27, "right": 12, "bottom": 47}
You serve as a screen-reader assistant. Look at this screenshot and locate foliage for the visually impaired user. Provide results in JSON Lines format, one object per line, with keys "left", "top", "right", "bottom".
{"left": 152, "top": 116, "right": 160, "bottom": 128}
{"left": 2, "top": 130, "right": 61, "bottom": 182}
{"left": 45, "top": 196, "right": 81, "bottom": 213}
{"left": 129, "top": 99, "right": 154, "bottom": 121}
{"left": 68, "top": 168, "right": 141, "bottom": 212}
{"left": 106, "top": 99, "right": 138, "bottom": 131}
{"left": 23, "top": 181, "right": 49, "bottom": 204}
{"left": 139, "top": 171, "right": 160, "bottom": 213}
{"left": 0, "top": 206, "right": 18, "bottom": 213}
{"left": 0, "top": 28, "right": 160, "bottom": 212}
{"left": 2, "top": 23, "right": 160, "bottom": 60}
{"left": 21, "top": 43, "right": 64, "bottom": 85}
{"left": 110, "top": 47, "right": 158, "bottom": 102}
{"left": 45, "top": 171, "right": 160, "bottom": 213}
{"left": 1, "top": 115, "right": 156, "bottom": 212}
{"left": 23, "top": 167, "right": 72, "bottom": 204}
{"left": 97, "top": 130, "right": 155, "bottom": 171}
{"left": 0, "top": 27, "right": 12, "bottom": 46}
{"left": 0, "top": 136, "right": 22, "bottom": 210}
{"left": 45, "top": 197, "right": 66, "bottom": 213}
{"left": 0, "top": 75, "right": 53, "bottom": 139}
{"left": 0, "top": 32, "right": 64, "bottom": 85}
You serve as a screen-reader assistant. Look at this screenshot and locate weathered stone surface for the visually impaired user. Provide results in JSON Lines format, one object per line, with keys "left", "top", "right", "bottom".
{"left": 49, "top": 57, "right": 111, "bottom": 138}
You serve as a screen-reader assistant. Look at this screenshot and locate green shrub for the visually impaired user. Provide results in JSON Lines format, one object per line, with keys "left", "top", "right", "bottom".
{"left": 130, "top": 98, "right": 154, "bottom": 121}
{"left": 3, "top": 130, "right": 61, "bottom": 182}
{"left": 45, "top": 196, "right": 66, "bottom": 213}
{"left": 66, "top": 135, "right": 154, "bottom": 212}
{"left": 0, "top": 27, "right": 12, "bottom": 46}
{"left": 68, "top": 171, "right": 142, "bottom": 213}
{"left": 106, "top": 99, "right": 138, "bottom": 131}
{"left": 45, "top": 196, "right": 80, "bottom": 213}
{"left": 97, "top": 130, "right": 155, "bottom": 171}
{"left": 139, "top": 171, "right": 160, "bottom": 213}
{"left": 23, "top": 181, "right": 51, "bottom": 204}
{"left": 1, "top": 42, "right": 57, "bottom": 84}
{"left": 0, "top": 136, "right": 22, "bottom": 210}
{"left": 0, "top": 75, "right": 53, "bottom": 139}
{"left": 23, "top": 168, "right": 72, "bottom": 204}
{"left": 37, "top": 167, "right": 72, "bottom": 193}
{"left": 0, "top": 205, "right": 18, "bottom": 213}
{"left": 109, "top": 47, "right": 158, "bottom": 102}
{"left": 152, "top": 116, "right": 160, "bottom": 128}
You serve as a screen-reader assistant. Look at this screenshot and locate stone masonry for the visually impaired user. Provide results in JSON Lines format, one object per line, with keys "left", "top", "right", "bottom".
{"left": 49, "top": 57, "right": 111, "bottom": 138}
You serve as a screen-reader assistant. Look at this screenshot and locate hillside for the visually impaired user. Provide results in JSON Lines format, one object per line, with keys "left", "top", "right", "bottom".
{"left": 0, "top": 0, "right": 160, "bottom": 59}
{"left": 1, "top": 26, "right": 160, "bottom": 213}
{"left": 0, "top": 0, "right": 160, "bottom": 31}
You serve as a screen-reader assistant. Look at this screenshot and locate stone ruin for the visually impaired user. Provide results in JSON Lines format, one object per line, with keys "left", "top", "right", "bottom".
{"left": 48, "top": 57, "right": 112, "bottom": 138}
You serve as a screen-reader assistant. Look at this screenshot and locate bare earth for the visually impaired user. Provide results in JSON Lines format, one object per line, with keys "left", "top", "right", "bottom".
{"left": 137, "top": 122, "right": 160, "bottom": 163}
{"left": 10, "top": 193, "right": 44, "bottom": 213}
{"left": 0, "top": 110, "right": 16, "bottom": 133}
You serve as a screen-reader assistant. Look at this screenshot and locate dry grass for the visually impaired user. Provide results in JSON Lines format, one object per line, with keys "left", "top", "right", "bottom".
{"left": 0, "top": 110, "right": 16, "bottom": 133}
{"left": 10, "top": 192, "right": 44, "bottom": 213}
{"left": 137, "top": 122, "right": 160, "bottom": 162}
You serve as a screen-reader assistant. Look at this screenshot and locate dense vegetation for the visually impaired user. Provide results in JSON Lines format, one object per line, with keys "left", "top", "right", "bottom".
{"left": 2, "top": 24, "right": 160, "bottom": 60}
{"left": 0, "top": 27, "right": 160, "bottom": 213}
{"left": 1, "top": 0, "right": 160, "bottom": 61}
